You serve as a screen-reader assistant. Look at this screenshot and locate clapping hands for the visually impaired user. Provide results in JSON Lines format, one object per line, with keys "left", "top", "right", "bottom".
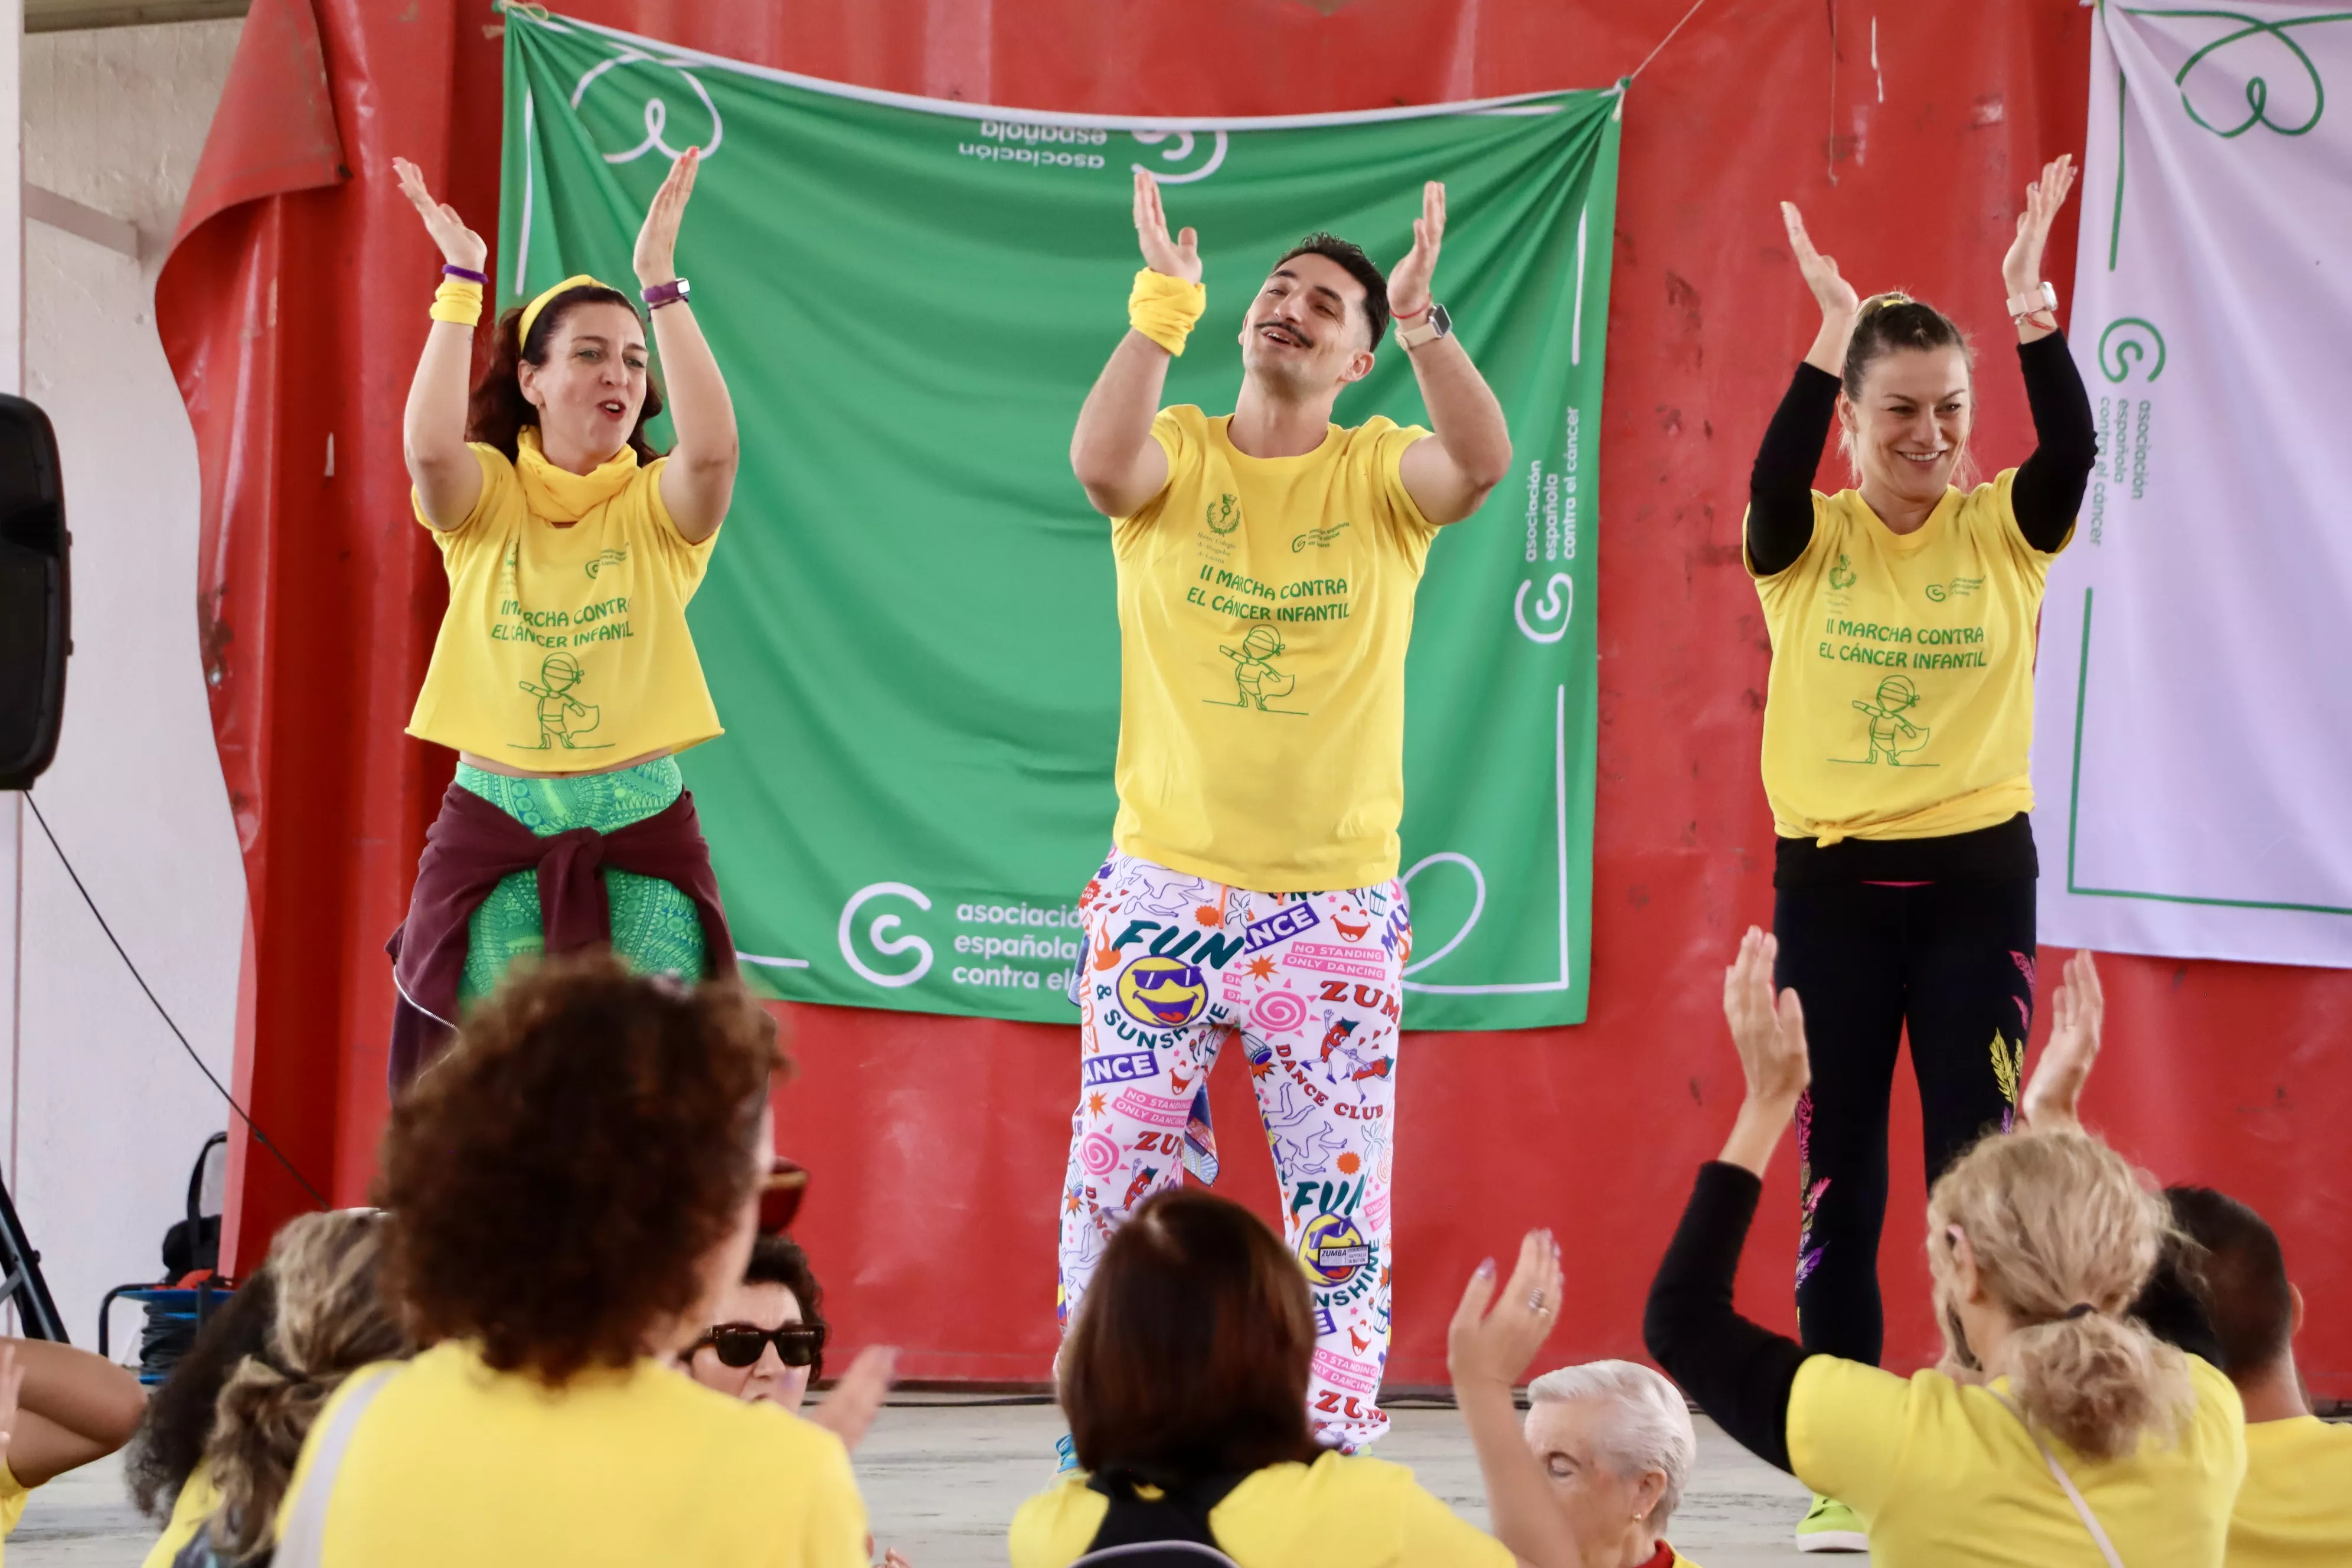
{"left": 1448, "top": 1229, "right": 1563, "bottom": 1394}
{"left": 2021, "top": 949, "right": 2104, "bottom": 1132}
{"left": 1132, "top": 169, "right": 1201, "bottom": 284}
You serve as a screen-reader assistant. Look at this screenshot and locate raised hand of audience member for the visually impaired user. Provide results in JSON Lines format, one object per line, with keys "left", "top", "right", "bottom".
{"left": 806, "top": 1344, "right": 897, "bottom": 1452}
{"left": 2021, "top": 949, "right": 2104, "bottom": 1133}
{"left": 1449, "top": 1231, "right": 1579, "bottom": 1568}
{"left": 1718, "top": 928, "right": 1812, "bottom": 1177}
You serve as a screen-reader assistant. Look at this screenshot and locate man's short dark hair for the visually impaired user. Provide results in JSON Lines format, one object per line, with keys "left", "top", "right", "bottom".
{"left": 2165, "top": 1185, "right": 2295, "bottom": 1376}
{"left": 1272, "top": 233, "right": 1391, "bottom": 352}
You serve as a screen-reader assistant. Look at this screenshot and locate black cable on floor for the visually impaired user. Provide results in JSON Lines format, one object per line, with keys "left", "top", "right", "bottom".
{"left": 19, "top": 792, "right": 331, "bottom": 1211}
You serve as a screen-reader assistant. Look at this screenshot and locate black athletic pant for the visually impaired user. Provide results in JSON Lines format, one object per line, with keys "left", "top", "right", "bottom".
{"left": 1772, "top": 876, "right": 2036, "bottom": 1367}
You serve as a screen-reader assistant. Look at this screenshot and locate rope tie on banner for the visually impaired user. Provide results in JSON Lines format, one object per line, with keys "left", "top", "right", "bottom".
{"left": 1627, "top": 0, "right": 1713, "bottom": 83}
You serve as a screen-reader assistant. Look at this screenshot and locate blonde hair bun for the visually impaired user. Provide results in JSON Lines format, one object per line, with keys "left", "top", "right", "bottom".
{"left": 1927, "top": 1129, "right": 2197, "bottom": 1462}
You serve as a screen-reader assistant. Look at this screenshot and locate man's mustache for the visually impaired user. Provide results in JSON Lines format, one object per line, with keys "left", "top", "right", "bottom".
{"left": 1251, "top": 316, "right": 1315, "bottom": 349}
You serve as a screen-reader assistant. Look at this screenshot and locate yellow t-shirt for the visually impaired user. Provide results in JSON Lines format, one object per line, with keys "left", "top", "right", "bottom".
{"left": 1788, "top": 1353, "right": 2246, "bottom": 1567}
{"left": 1111, "top": 406, "right": 1436, "bottom": 892}
{"left": 407, "top": 437, "right": 723, "bottom": 769}
{"left": 276, "top": 1342, "right": 867, "bottom": 1567}
{"left": 1009, "top": 1452, "right": 1512, "bottom": 1568}
{"left": 2227, "top": 1415, "right": 2352, "bottom": 1566}
{"left": 1750, "top": 471, "right": 2069, "bottom": 844}
{"left": 141, "top": 1468, "right": 221, "bottom": 1568}
{"left": 0, "top": 1459, "right": 25, "bottom": 1559}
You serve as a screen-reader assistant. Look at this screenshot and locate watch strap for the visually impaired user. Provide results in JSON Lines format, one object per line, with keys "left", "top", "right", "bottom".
{"left": 1397, "top": 303, "right": 1449, "bottom": 349}
{"left": 2005, "top": 280, "right": 2058, "bottom": 319}
{"left": 642, "top": 277, "right": 691, "bottom": 309}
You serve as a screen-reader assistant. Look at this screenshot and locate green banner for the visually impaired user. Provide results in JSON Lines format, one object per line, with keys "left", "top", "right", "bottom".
{"left": 501, "top": 11, "right": 1613, "bottom": 1028}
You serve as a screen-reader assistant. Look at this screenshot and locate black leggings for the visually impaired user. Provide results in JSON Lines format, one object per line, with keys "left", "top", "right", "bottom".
{"left": 1772, "top": 877, "right": 2036, "bottom": 1366}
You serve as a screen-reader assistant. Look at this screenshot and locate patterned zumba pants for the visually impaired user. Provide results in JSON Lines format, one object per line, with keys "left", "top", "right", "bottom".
{"left": 1056, "top": 848, "right": 1409, "bottom": 1450}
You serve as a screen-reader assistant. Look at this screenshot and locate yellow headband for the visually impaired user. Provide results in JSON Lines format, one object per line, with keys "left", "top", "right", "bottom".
{"left": 518, "top": 273, "right": 616, "bottom": 349}
{"left": 1858, "top": 291, "right": 1913, "bottom": 316}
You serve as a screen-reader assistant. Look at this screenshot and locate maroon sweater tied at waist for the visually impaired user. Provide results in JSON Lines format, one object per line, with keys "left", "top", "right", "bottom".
{"left": 386, "top": 779, "right": 737, "bottom": 1087}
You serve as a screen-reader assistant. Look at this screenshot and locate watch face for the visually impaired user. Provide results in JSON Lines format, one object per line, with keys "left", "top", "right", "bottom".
{"left": 1429, "top": 302, "right": 1451, "bottom": 338}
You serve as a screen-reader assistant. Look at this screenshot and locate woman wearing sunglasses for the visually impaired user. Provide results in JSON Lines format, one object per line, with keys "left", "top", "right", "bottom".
{"left": 687, "top": 1236, "right": 830, "bottom": 1411}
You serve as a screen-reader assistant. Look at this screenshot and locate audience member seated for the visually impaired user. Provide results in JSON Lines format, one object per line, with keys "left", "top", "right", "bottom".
{"left": 272, "top": 954, "right": 876, "bottom": 1567}
{"left": 1520, "top": 1364, "right": 1700, "bottom": 1568}
{"left": 685, "top": 1234, "right": 908, "bottom": 1567}
{"left": 2164, "top": 1186, "right": 2348, "bottom": 1563}
{"left": 129, "top": 1272, "right": 280, "bottom": 1565}
{"left": 166, "top": 1209, "right": 408, "bottom": 1566}
{"left": 1644, "top": 930, "right": 2246, "bottom": 1568}
{"left": 687, "top": 1233, "right": 896, "bottom": 1451}
{"left": 1451, "top": 1244, "right": 1703, "bottom": 1568}
{"left": 0, "top": 1330, "right": 147, "bottom": 1560}
{"left": 1013, "top": 1187, "right": 1575, "bottom": 1567}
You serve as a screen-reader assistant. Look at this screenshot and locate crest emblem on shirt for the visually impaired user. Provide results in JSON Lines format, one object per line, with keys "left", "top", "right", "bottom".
{"left": 1206, "top": 493, "right": 1240, "bottom": 534}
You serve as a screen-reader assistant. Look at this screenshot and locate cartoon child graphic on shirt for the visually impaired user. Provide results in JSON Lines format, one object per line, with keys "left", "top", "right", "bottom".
{"left": 515, "top": 651, "right": 608, "bottom": 750}
{"left": 1214, "top": 625, "right": 1302, "bottom": 713}
{"left": 1848, "top": 674, "right": 1930, "bottom": 765}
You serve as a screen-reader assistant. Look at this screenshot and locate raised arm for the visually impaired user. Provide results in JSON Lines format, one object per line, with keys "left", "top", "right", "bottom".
{"left": 1, "top": 1337, "right": 146, "bottom": 1487}
{"left": 394, "top": 158, "right": 487, "bottom": 531}
{"left": 1448, "top": 1231, "right": 1581, "bottom": 1568}
{"left": 2001, "top": 155, "right": 2095, "bottom": 552}
{"left": 1391, "top": 183, "right": 1511, "bottom": 527}
{"left": 1070, "top": 171, "right": 1190, "bottom": 518}
{"left": 1746, "top": 204, "right": 1860, "bottom": 576}
{"left": 641, "top": 149, "right": 737, "bottom": 547}
{"left": 1641, "top": 929, "right": 1816, "bottom": 1474}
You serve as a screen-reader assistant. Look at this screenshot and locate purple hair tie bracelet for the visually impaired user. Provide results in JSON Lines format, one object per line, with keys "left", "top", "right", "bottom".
{"left": 440, "top": 263, "right": 488, "bottom": 285}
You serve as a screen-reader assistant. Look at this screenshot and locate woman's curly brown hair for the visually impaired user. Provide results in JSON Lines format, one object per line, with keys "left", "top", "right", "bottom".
{"left": 380, "top": 952, "right": 783, "bottom": 1384}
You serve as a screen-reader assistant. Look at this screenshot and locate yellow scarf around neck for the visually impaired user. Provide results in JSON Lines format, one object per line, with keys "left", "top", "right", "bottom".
{"left": 514, "top": 426, "right": 639, "bottom": 522}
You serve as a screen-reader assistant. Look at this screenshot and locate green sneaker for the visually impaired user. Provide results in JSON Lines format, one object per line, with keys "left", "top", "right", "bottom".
{"left": 1796, "top": 1492, "right": 1868, "bottom": 1553}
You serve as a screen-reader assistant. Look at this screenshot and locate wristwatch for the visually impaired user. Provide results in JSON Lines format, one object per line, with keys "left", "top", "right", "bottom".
{"left": 1397, "top": 302, "right": 1452, "bottom": 351}
{"left": 642, "top": 277, "right": 692, "bottom": 310}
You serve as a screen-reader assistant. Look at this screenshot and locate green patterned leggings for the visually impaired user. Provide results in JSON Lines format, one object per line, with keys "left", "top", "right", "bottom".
{"left": 455, "top": 758, "right": 709, "bottom": 1006}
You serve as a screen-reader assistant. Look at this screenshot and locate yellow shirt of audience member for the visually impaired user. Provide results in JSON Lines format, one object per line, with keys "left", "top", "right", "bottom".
{"left": 1111, "top": 406, "right": 1436, "bottom": 893}
{"left": 139, "top": 1469, "right": 221, "bottom": 1568}
{"left": 1010, "top": 1451, "right": 1512, "bottom": 1568}
{"left": 0, "top": 1458, "right": 27, "bottom": 1562}
{"left": 1788, "top": 1353, "right": 2245, "bottom": 1567}
{"left": 277, "top": 1341, "right": 867, "bottom": 1567}
{"left": 407, "top": 430, "right": 723, "bottom": 770}
{"left": 1749, "top": 469, "right": 2067, "bottom": 845}
{"left": 2228, "top": 1415, "right": 2352, "bottom": 1566}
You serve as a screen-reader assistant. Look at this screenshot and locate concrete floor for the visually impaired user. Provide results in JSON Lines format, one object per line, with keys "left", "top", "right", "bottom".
{"left": 13, "top": 1397, "right": 1821, "bottom": 1567}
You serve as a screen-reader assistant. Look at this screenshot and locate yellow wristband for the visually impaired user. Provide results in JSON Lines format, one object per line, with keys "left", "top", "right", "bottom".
{"left": 1128, "top": 268, "right": 1206, "bottom": 356}
{"left": 430, "top": 277, "right": 484, "bottom": 327}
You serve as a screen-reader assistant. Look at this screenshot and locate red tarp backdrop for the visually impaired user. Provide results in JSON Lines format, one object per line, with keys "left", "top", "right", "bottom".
{"left": 158, "top": 0, "right": 2351, "bottom": 1393}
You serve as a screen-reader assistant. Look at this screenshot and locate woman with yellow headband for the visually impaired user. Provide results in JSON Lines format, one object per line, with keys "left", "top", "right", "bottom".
{"left": 381, "top": 148, "right": 743, "bottom": 1083}
{"left": 1743, "top": 157, "right": 2098, "bottom": 1553}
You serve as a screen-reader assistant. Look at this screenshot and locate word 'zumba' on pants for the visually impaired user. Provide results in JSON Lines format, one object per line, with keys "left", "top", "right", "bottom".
{"left": 1057, "top": 849, "right": 1410, "bottom": 1451}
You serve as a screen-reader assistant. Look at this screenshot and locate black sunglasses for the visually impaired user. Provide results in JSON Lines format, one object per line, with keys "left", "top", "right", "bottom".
{"left": 695, "top": 1321, "right": 826, "bottom": 1370}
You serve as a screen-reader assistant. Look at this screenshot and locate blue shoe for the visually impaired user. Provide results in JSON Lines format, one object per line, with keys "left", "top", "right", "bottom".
{"left": 1053, "top": 1432, "right": 1079, "bottom": 1476}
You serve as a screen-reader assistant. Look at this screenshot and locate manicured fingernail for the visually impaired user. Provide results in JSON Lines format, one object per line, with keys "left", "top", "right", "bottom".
{"left": 1476, "top": 1257, "right": 1495, "bottom": 1278}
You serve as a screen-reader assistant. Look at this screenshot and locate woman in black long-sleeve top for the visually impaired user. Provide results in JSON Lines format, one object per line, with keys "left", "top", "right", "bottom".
{"left": 1747, "top": 156, "right": 2101, "bottom": 1545}
{"left": 1642, "top": 932, "right": 2245, "bottom": 1567}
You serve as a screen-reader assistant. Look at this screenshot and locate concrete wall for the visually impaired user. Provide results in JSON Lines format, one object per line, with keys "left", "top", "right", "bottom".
{"left": 0, "top": 17, "right": 244, "bottom": 1352}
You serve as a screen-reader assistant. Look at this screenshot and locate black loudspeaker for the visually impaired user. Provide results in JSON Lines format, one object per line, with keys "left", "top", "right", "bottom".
{"left": 0, "top": 394, "right": 67, "bottom": 792}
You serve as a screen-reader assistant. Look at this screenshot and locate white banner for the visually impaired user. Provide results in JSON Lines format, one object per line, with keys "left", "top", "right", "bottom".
{"left": 2033, "top": 2, "right": 2352, "bottom": 969}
